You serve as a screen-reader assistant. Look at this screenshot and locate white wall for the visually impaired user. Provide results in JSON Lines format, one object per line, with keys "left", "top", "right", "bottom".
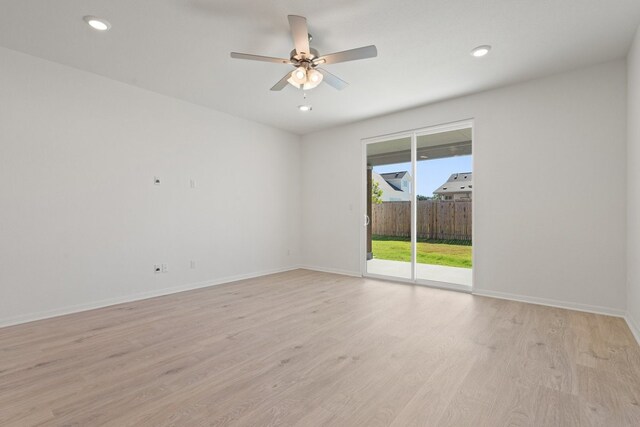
{"left": 301, "top": 60, "right": 628, "bottom": 314}
{"left": 0, "top": 47, "right": 301, "bottom": 326}
{"left": 0, "top": 44, "right": 631, "bottom": 326}
{"left": 628, "top": 27, "right": 640, "bottom": 335}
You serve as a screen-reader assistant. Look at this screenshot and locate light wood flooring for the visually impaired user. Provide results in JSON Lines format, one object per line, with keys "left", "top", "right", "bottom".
{"left": 1, "top": 269, "right": 640, "bottom": 426}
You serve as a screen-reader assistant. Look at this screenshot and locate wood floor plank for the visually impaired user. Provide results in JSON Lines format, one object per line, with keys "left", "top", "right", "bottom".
{"left": 1, "top": 269, "right": 639, "bottom": 426}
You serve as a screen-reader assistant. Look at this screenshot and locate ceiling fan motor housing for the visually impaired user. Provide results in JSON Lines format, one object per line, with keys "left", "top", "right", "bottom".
{"left": 290, "top": 47, "right": 320, "bottom": 66}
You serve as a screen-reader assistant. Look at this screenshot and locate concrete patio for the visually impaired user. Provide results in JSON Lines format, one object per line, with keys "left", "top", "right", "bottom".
{"left": 366, "top": 258, "right": 472, "bottom": 287}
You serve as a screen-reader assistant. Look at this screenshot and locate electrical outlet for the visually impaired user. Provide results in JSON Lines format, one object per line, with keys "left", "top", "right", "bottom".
{"left": 189, "top": 179, "right": 196, "bottom": 189}
{"left": 161, "top": 263, "right": 168, "bottom": 273}
{"left": 190, "top": 260, "right": 196, "bottom": 269}
{"left": 154, "top": 264, "right": 161, "bottom": 274}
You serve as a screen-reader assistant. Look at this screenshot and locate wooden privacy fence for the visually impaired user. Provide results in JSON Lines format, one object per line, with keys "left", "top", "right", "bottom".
{"left": 372, "top": 200, "right": 472, "bottom": 241}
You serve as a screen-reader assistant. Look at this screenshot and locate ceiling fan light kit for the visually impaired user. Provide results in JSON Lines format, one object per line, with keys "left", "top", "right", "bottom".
{"left": 230, "top": 15, "right": 377, "bottom": 92}
{"left": 307, "top": 69, "right": 323, "bottom": 84}
{"left": 291, "top": 66, "right": 307, "bottom": 84}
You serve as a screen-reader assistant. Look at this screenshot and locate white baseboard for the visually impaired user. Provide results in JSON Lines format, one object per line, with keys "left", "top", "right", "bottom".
{"left": 297, "top": 265, "right": 362, "bottom": 278}
{"left": 5, "top": 265, "right": 636, "bottom": 349}
{"left": 625, "top": 313, "right": 640, "bottom": 346}
{"left": 0, "top": 266, "right": 299, "bottom": 328}
{"left": 299, "top": 268, "right": 626, "bottom": 318}
{"left": 472, "top": 289, "right": 626, "bottom": 318}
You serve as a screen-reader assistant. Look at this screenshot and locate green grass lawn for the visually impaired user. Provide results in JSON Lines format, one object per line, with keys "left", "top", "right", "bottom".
{"left": 372, "top": 238, "right": 472, "bottom": 268}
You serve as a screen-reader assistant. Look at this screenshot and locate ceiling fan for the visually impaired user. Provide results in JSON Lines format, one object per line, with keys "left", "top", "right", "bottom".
{"left": 230, "top": 15, "right": 377, "bottom": 91}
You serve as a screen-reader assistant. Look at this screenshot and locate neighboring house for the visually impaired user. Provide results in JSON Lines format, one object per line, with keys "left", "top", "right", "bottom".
{"left": 433, "top": 172, "right": 472, "bottom": 201}
{"left": 372, "top": 171, "right": 412, "bottom": 201}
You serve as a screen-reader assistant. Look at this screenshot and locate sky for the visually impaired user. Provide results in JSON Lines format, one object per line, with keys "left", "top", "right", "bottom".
{"left": 373, "top": 155, "right": 472, "bottom": 197}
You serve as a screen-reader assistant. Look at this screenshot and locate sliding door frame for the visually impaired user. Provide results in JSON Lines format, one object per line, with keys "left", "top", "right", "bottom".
{"left": 361, "top": 130, "right": 416, "bottom": 282}
{"left": 361, "top": 119, "right": 475, "bottom": 293}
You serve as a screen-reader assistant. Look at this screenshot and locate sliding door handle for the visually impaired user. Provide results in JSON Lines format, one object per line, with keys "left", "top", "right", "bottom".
{"left": 364, "top": 214, "right": 370, "bottom": 226}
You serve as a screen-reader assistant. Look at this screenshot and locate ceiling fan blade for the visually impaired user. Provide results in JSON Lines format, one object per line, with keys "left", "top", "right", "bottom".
{"left": 314, "top": 45, "right": 377, "bottom": 65}
{"left": 288, "top": 15, "right": 310, "bottom": 56}
{"left": 317, "top": 68, "right": 349, "bottom": 90}
{"left": 270, "top": 72, "right": 293, "bottom": 91}
{"left": 230, "top": 52, "right": 292, "bottom": 64}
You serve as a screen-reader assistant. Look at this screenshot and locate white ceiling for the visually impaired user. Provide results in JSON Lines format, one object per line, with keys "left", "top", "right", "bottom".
{"left": 1, "top": 0, "right": 639, "bottom": 135}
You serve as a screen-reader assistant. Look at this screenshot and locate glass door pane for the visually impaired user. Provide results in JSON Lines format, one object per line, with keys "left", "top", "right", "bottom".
{"left": 415, "top": 128, "right": 473, "bottom": 287}
{"left": 365, "top": 136, "right": 413, "bottom": 280}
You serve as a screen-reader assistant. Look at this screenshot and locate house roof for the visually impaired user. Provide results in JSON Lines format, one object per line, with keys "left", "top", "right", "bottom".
{"left": 379, "top": 171, "right": 409, "bottom": 191}
{"left": 371, "top": 172, "right": 406, "bottom": 196}
{"left": 380, "top": 171, "right": 408, "bottom": 180}
{"left": 433, "top": 172, "right": 473, "bottom": 195}
{"left": 386, "top": 182, "right": 402, "bottom": 192}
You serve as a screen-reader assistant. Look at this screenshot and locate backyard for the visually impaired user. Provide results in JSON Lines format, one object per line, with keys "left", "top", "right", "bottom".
{"left": 372, "top": 236, "right": 472, "bottom": 268}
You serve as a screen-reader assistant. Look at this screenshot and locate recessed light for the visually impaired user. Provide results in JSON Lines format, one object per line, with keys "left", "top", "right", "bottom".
{"left": 83, "top": 16, "right": 111, "bottom": 31}
{"left": 471, "top": 45, "right": 491, "bottom": 57}
{"left": 298, "top": 105, "right": 312, "bottom": 112}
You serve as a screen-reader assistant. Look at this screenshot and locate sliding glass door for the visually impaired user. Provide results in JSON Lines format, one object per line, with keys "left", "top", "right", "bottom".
{"left": 365, "top": 135, "right": 413, "bottom": 280}
{"left": 363, "top": 121, "right": 473, "bottom": 291}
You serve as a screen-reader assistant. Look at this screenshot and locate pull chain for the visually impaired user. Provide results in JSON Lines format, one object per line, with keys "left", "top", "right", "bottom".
{"left": 298, "top": 89, "right": 312, "bottom": 112}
